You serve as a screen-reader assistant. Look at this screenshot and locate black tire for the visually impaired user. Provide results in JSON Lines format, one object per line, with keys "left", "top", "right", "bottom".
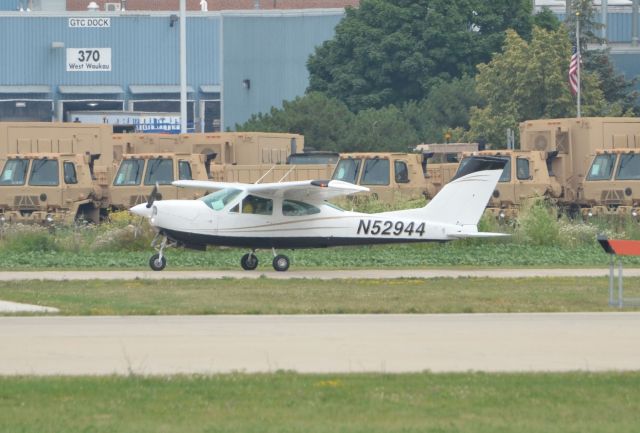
{"left": 240, "top": 253, "right": 259, "bottom": 271}
{"left": 149, "top": 254, "right": 166, "bottom": 271}
{"left": 272, "top": 254, "right": 290, "bottom": 272}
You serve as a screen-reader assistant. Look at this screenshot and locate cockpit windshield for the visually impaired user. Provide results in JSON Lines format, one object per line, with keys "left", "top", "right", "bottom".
{"left": 0, "top": 159, "right": 29, "bottom": 186}
{"left": 29, "top": 159, "right": 59, "bottom": 186}
{"left": 200, "top": 188, "right": 243, "bottom": 211}
{"left": 144, "top": 158, "right": 174, "bottom": 185}
{"left": 114, "top": 159, "right": 144, "bottom": 186}
{"left": 332, "top": 158, "right": 362, "bottom": 184}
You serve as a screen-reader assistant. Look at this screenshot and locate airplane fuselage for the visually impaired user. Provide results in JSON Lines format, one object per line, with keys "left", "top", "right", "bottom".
{"left": 148, "top": 199, "right": 460, "bottom": 250}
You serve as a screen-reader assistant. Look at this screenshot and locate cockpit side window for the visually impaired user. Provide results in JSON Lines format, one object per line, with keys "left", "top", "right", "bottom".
{"left": 587, "top": 154, "right": 617, "bottom": 181}
{"left": 114, "top": 159, "right": 144, "bottom": 186}
{"left": 144, "top": 158, "right": 174, "bottom": 185}
{"left": 0, "top": 159, "right": 29, "bottom": 186}
{"left": 29, "top": 159, "right": 59, "bottom": 186}
{"left": 282, "top": 200, "right": 320, "bottom": 216}
{"left": 332, "top": 158, "right": 361, "bottom": 184}
{"left": 64, "top": 161, "right": 78, "bottom": 184}
{"left": 178, "top": 160, "right": 192, "bottom": 180}
{"left": 242, "top": 195, "right": 273, "bottom": 215}
{"left": 498, "top": 158, "right": 511, "bottom": 182}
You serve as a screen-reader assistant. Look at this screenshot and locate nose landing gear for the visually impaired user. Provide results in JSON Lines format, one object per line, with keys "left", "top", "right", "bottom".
{"left": 148, "top": 234, "right": 176, "bottom": 271}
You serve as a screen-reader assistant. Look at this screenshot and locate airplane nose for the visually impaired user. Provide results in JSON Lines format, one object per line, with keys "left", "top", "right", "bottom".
{"left": 130, "top": 202, "right": 153, "bottom": 218}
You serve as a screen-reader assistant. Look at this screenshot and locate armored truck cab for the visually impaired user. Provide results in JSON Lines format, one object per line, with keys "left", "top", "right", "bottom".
{"left": 581, "top": 149, "right": 640, "bottom": 218}
{"left": 0, "top": 153, "right": 105, "bottom": 224}
{"left": 457, "top": 150, "right": 562, "bottom": 219}
{"left": 110, "top": 153, "right": 211, "bottom": 210}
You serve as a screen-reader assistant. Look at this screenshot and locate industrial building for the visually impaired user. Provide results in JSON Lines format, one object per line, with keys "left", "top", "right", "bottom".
{"left": 0, "top": 6, "right": 344, "bottom": 131}
{"left": 0, "top": 1, "right": 639, "bottom": 132}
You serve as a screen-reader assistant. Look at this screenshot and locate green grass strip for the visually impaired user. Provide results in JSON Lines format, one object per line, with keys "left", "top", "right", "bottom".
{"left": 0, "top": 243, "right": 638, "bottom": 270}
{"left": 1, "top": 277, "right": 638, "bottom": 315}
{"left": 1, "top": 372, "right": 639, "bottom": 433}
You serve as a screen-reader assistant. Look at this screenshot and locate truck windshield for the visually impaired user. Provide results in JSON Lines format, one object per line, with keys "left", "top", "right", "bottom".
{"left": 29, "top": 159, "right": 59, "bottom": 186}
{"left": 615, "top": 153, "right": 640, "bottom": 180}
{"left": 456, "top": 156, "right": 510, "bottom": 182}
{"left": 332, "top": 159, "right": 361, "bottom": 184}
{"left": 587, "top": 154, "right": 617, "bottom": 181}
{"left": 144, "top": 158, "right": 174, "bottom": 185}
{"left": 114, "top": 159, "right": 144, "bottom": 186}
{"left": 200, "top": 188, "right": 242, "bottom": 211}
{"left": 0, "top": 159, "right": 29, "bottom": 186}
{"left": 361, "top": 158, "right": 390, "bottom": 185}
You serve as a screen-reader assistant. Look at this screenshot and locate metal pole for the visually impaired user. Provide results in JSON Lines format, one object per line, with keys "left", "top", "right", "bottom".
{"left": 601, "top": 0, "right": 608, "bottom": 42}
{"left": 609, "top": 254, "right": 614, "bottom": 306}
{"left": 618, "top": 257, "right": 624, "bottom": 309}
{"left": 179, "top": 0, "right": 187, "bottom": 133}
{"left": 633, "top": 0, "right": 639, "bottom": 47}
{"left": 576, "top": 14, "right": 581, "bottom": 119}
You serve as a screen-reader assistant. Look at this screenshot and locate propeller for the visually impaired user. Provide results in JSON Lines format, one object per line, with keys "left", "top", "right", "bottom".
{"left": 146, "top": 182, "right": 160, "bottom": 209}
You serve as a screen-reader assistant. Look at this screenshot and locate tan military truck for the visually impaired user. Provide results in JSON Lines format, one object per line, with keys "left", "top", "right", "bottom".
{"left": 456, "top": 150, "right": 562, "bottom": 219}
{"left": 110, "top": 131, "right": 304, "bottom": 166}
{"left": 329, "top": 146, "right": 475, "bottom": 203}
{"left": 0, "top": 122, "right": 119, "bottom": 163}
{"left": 0, "top": 153, "right": 107, "bottom": 224}
{"left": 109, "top": 152, "right": 213, "bottom": 209}
{"left": 581, "top": 148, "right": 640, "bottom": 218}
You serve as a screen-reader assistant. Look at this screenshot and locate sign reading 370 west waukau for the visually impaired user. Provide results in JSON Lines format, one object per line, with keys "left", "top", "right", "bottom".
{"left": 66, "top": 48, "right": 111, "bottom": 72}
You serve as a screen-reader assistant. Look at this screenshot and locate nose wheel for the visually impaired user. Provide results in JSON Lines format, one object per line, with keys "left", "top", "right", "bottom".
{"left": 148, "top": 234, "right": 175, "bottom": 271}
{"left": 149, "top": 254, "right": 167, "bottom": 271}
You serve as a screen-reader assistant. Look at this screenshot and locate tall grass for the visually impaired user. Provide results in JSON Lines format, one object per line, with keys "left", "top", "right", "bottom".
{"left": 0, "top": 202, "right": 636, "bottom": 255}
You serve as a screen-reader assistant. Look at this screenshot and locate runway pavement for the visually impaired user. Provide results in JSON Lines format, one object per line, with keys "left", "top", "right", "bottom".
{"left": 0, "top": 268, "right": 638, "bottom": 280}
{"left": 2, "top": 313, "right": 639, "bottom": 375}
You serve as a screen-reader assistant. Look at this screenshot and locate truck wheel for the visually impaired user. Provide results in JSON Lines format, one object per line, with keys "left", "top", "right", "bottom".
{"left": 149, "top": 254, "right": 166, "bottom": 271}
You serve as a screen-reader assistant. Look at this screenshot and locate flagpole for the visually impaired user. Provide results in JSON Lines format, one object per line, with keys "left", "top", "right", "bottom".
{"left": 576, "top": 11, "right": 581, "bottom": 118}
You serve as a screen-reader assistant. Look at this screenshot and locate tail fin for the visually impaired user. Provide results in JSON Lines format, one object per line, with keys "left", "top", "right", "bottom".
{"left": 382, "top": 156, "right": 507, "bottom": 228}
{"left": 422, "top": 156, "right": 506, "bottom": 226}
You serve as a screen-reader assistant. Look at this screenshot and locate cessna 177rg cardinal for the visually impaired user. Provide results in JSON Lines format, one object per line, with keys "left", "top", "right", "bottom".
{"left": 130, "top": 156, "right": 507, "bottom": 271}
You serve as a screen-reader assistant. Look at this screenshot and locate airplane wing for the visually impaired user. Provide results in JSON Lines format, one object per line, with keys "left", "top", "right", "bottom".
{"left": 173, "top": 179, "right": 369, "bottom": 201}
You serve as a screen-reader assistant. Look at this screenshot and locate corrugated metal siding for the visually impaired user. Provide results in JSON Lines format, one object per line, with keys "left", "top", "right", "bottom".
{"left": 610, "top": 52, "right": 640, "bottom": 86}
{"left": 607, "top": 12, "right": 633, "bottom": 42}
{"left": 0, "top": 14, "right": 221, "bottom": 89}
{"left": 222, "top": 11, "right": 343, "bottom": 129}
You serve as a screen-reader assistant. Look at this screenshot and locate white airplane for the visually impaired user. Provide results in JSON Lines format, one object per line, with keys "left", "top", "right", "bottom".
{"left": 130, "top": 156, "right": 507, "bottom": 272}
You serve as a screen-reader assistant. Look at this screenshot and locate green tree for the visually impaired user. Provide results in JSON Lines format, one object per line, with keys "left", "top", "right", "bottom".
{"left": 468, "top": 27, "right": 610, "bottom": 147}
{"left": 532, "top": 6, "right": 562, "bottom": 32}
{"left": 235, "top": 92, "right": 354, "bottom": 151}
{"left": 307, "top": 0, "right": 533, "bottom": 112}
{"left": 402, "top": 76, "right": 481, "bottom": 143}
{"left": 342, "top": 105, "right": 419, "bottom": 152}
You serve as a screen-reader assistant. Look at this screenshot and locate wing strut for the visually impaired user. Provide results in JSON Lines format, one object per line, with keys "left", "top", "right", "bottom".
{"left": 254, "top": 165, "right": 275, "bottom": 184}
{"left": 278, "top": 165, "right": 296, "bottom": 183}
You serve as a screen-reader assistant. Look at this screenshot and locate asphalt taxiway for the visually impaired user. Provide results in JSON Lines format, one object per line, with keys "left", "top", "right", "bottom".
{"left": 2, "top": 313, "right": 639, "bottom": 375}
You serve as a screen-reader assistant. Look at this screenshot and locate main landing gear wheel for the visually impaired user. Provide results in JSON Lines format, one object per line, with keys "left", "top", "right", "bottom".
{"left": 240, "top": 253, "right": 259, "bottom": 271}
{"left": 149, "top": 253, "right": 166, "bottom": 271}
{"left": 272, "top": 254, "right": 290, "bottom": 272}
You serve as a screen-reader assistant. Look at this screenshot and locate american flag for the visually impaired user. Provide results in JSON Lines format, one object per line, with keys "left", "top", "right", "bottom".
{"left": 569, "top": 45, "right": 580, "bottom": 95}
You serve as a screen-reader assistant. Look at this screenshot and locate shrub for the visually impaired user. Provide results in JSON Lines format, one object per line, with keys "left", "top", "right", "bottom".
{"left": 515, "top": 198, "right": 560, "bottom": 246}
